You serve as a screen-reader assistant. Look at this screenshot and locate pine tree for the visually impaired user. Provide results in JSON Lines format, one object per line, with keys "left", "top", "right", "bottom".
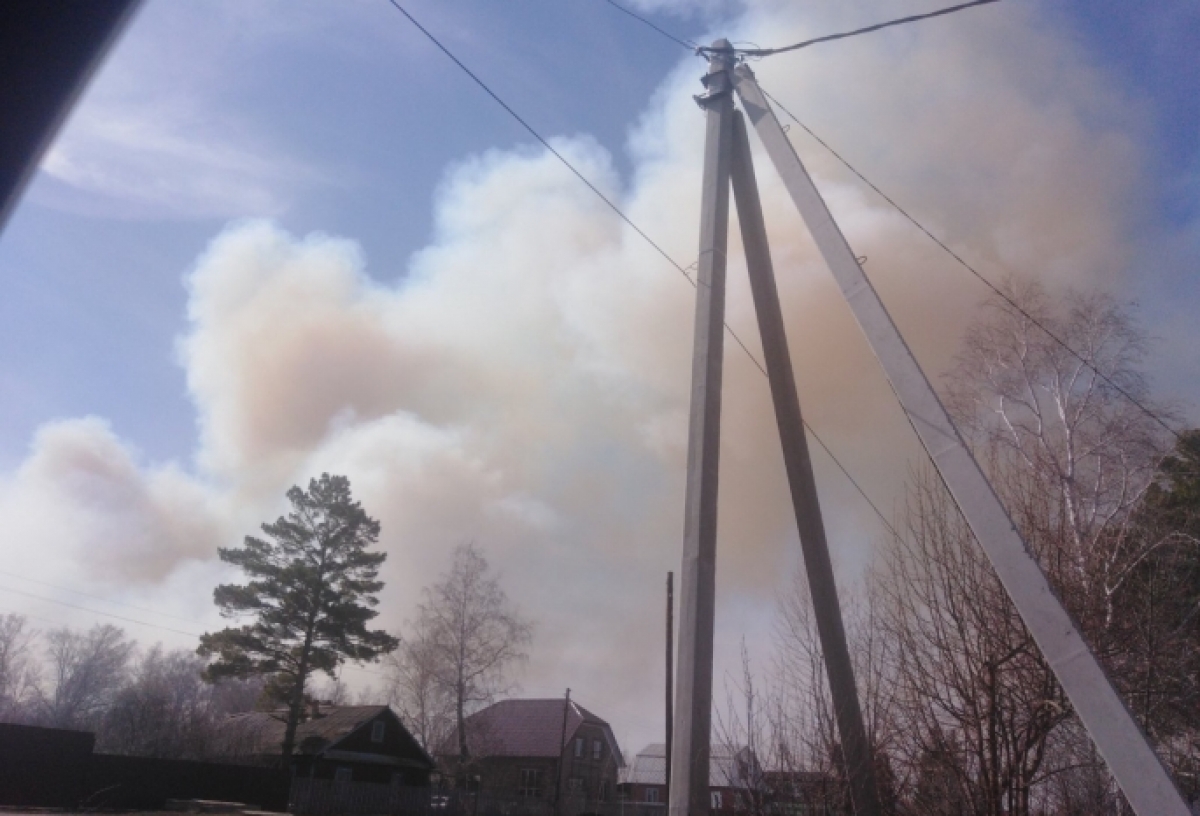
{"left": 198, "top": 473, "right": 398, "bottom": 764}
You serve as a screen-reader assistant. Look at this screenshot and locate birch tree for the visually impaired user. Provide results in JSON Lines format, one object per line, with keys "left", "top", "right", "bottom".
{"left": 403, "top": 542, "right": 531, "bottom": 764}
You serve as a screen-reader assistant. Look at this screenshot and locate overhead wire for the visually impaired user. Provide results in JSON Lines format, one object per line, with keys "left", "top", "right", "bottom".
{"left": 0, "top": 568, "right": 201, "bottom": 624}
{"left": 602, "top": 0, "right": 698, "bottom": 50}
{"left": 381, "top": 0, "right": 901, "bottom": 540}
{"left": 757, "top": 87, "right": 1183, "bottom": 444}
{"left": 0, "top": 583, "right": 394, "bottom": 680}
{"left": 600, "top": 1, "right": 1182, "bottom": 443}
{"left": 601, "top": 0, "right": 1003, "bottom": 58}
{"left": 702, "top": 0, "right": 1003, "bottom": 57}
{"left": 0, "top": 584, "right": 201, "bottom": 638}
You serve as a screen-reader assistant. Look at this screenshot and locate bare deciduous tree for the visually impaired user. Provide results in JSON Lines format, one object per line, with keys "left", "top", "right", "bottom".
{"left": 0, "top": 613, "right": 39, "bottom": 723}
{"left": 385, "top": 626, "right": 454, "bottom": 751}
{"left": 399, "top": 542, "right": 532, "bottom": 765}
{"left": 100, "top": 646, "right": 216, "bottom": 758}
{"left": 878, "top": 470, "right": 1070, "bottom": 816}
{"left": 762, "top": 284, "right": 1193, "bottom": 815}
{"left": 40, "top": 623, "right": 134, "bottom": 730}
{"left": 773, "top": 574, "right": 901, "bottom": 814}
{"left": 947, "top": 282, "right": 1171, "bottom": 637}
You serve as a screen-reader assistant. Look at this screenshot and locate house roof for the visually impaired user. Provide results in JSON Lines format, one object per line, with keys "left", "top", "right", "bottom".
{"left": 222, "top": 704, "right": 434, "bottom": 767}
{"left": 450, "top": 698, "right": 623, "bottom": 765}
{"left": 618, "top": 743, "right": 756, "bottom": 789}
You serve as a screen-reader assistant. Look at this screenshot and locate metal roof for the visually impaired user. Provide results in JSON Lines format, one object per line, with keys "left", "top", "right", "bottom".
{"left": 449, "top": 698, "right": 623, "bottom": 765}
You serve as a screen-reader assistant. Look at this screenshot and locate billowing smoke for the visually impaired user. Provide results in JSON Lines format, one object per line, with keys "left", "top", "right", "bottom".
{"left": 0, "top": 0, "right": 1157, "bottom": 752}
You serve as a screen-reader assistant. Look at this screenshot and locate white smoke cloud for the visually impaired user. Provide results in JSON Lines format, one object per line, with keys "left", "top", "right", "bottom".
{"left": 0, "top": 418, "right": 226, "bottom": 585}
{"left": 1, "top": 0, "right": 1167, "bottom": 752}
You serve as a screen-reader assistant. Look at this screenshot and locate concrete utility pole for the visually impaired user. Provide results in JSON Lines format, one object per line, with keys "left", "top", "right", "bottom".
{"left": 729, "top": 60, "right": 1190, "bottom": 816}
{"left": 665, "top": 571, "right": 674, "bottom": 809}
{"left": 728, "top": 109, "right": 881, "bottom": 816}
{"left": 670, "top": 39, "right": 734, "bottom": 816}
{"left": 556, "top": 688, "right": 571, "bottom": 816}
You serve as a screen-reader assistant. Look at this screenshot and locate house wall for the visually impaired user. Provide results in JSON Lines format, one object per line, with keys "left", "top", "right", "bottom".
{"left": 557, "top": 722, "right": 621, "bottom": 806}
{"left": 476, "top": 756, "right": 560, "bottom": 802}
{"left": 293, "top": 710, "right": 432, "bottom": 788}
{"left": 333, "top": 710, "right": 429, "bottom": 766}
{"left": 445, "top": 722, "right": 620, "bottom": 815}
{"left": 618, "top": 782, "right": 744, "bottom": 813}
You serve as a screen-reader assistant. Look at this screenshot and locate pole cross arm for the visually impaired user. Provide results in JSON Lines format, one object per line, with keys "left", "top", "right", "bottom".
{"left": 729, "top": 62, "right": 1189, "bottom": 816}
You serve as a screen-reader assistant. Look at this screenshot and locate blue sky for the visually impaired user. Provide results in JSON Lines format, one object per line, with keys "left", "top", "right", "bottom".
{"left": 1, "top": 0, "right": 1197, "bottom": 750}
{"left": 3, "top": 0, "right": 1197, "bottom": 466}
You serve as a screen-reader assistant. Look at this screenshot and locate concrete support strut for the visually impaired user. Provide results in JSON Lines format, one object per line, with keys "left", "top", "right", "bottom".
{"left": 730, "top": 61, "right": 1189, "bottom": 816}
{"left": 665, "top": 572, "right": 674, "bottom": 809}
{"left": 670, "top": 40, "right": 734, "bottom": 816}
{"left": 729, "top": 110, "right": 881, "bottom": 816}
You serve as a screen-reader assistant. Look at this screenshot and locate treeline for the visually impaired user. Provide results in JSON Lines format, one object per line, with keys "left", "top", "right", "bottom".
{"left": 0, "top": 619, "right": 263, "bottom": 758}
{"left": 723, "top": 285, "right": 1200, "bottom": 815}
{"left": 0, "top": 538, "right": 530, "bottom": 765}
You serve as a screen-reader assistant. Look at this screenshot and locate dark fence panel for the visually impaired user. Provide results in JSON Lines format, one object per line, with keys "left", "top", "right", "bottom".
{"left": 0, "top": 722, "right": 94, "bottom": 807}
{"left": 85, "top": 753, "right": 290, "bottom": 811}
{"left": 292, "top": 778, "right": 434, "bottom": 816}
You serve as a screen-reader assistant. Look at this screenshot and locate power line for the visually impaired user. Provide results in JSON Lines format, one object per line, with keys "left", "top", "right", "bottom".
{"left": 381, "top": 2, "right": 767, "bottom": 406}
{"left": 0, "top": 605, "right": 69, "bottom": 630}
{"left": 705, "top": 0, "right": 1003, "bottom": 58}
{"left": 601, "top": 0, "right": 1003, "bottom": 58}
{"left": 0, "top": 584, "right": 202, "bottom": 638}
{"left": 0, "top": 590, "right": 394, "bottom": 682}
{"left": 602, "top": 2, "right": 1180, "bottom": 483}
{"left": 384, "top": 0, "right": 685, "bottom": 284}
{"left": 757, "top": 85, "right": 1183, "bottom": 443}
{"left": 602, "top": 0, "right": 697, "bottom": 50}
{"left": 0, "top": 568, "right": 200, "bottom": 624}
{"left": 381, "top": 0, "right": 901, "bottom": 538}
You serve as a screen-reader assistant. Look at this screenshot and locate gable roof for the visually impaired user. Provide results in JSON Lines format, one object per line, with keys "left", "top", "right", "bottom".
{"left": 618, "top": 743, "right": 757, "bottom": 789}
{"left": 221, "top": 705, "right": 434, "bottom": 767}
{"left": 450, "top": 698, "right": 622, "bottom": 765}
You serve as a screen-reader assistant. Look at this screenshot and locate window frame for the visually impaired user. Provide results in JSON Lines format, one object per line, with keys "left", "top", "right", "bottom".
{"left": 645, "top": 788, "right": 660, "bottom": 804}
{"left": 592, "top": 738, "right": 602, "bottom": 760}
{"left": 710, "top": 791, "right": 723, "bottom": 810}
{"left": 519, "top": 768, "right": 543, "bottom": 798}
{"left": 371, "top": 720, "right": 386, "bottom": 743}
{"left": 574, "top": 736, "right": 584, "bottom": 758}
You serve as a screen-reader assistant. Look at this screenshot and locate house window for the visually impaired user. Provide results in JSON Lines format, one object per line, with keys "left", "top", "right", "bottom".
{"left": 372, "top": 721, "right": 386, "bottom": 743}
{"left": 574, "top": 737, "right": 584, "bottom": 757}
{"left": 335, "top": 767, "right": 353, "bottom": 783}
{"left": 592, "top": 739, "right": 602, "bottom": 760}
{"left": 645, "top": 788, "right": 660, "bottom": 804}
{"left": 519, "top": 768, "right": 543, "bottom": 798}
{"left": 710, "top": 791, "right": 723, "bottom": 810}
{"left": 599, "top": 781, "right": 609, "bottom": 802}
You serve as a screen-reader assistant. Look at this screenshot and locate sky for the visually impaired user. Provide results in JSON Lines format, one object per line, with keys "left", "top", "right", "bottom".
{"left": 0, "top": 0, "right": 1197, "bottom": 757}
